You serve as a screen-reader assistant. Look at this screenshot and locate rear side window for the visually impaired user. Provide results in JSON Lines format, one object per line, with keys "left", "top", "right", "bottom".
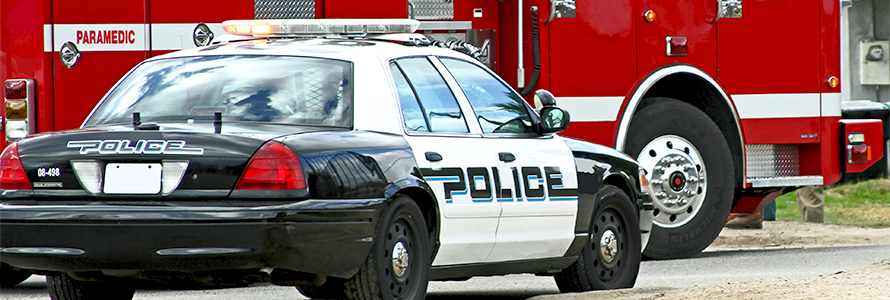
{"left": 391, "top": 57, "right": 469, "bottom": 133}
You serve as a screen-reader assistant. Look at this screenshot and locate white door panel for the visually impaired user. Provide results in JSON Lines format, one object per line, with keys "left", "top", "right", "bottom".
{"left": 487, "top": 216, "right": 578, "bottom": 262}
{"left": 486, "top": 137, "right": 579, "bottom": 262}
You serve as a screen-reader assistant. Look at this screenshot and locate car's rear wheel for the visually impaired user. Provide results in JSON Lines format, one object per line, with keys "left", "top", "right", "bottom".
{"left": 47, "top": 273, "right": 135, "bottom": 300}
{"left": 554, "top": 185, "right": 641, "bottom": 292}
{"left": 625, "top": 98, "right": 734, "bottom": 259}
{"left": 0, "top": 263, "right": 31, "bottom": 287}
{"left": 344, "top": 195, "right": 429, "bottom": 300}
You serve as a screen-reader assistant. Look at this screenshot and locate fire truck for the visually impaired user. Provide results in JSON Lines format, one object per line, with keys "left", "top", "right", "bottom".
{"left": 2, "top": 0, "right": 885, "bottom": 260}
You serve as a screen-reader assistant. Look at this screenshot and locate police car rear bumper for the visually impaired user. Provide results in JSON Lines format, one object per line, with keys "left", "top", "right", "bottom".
{"left": 0, "top": 198, "right": 385, "bottom": 278}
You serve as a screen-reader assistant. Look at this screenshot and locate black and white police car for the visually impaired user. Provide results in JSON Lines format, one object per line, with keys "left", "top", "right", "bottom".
{"left": 0, "top": 19, "right": 653, "bottom": 300}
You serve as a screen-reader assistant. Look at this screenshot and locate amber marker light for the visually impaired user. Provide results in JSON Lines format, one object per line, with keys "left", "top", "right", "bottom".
{"left": 826, "top": 76, "right": 839, "bottom": 88}
{"left": 644, "top": 10, "right": 656, "bottom": 22}
{"left": 251, "top": 24, "right": 272, "bottom": 35}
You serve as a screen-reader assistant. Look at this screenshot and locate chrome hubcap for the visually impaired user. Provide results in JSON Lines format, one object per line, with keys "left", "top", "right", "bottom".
{"left": 637, "top": 135, "right": 707, "bottom": 228}
{"left": 391, "top": 241, "right": 409, "bottom": 277}
{"left": 599, "top": 230, "right": 618, "bottom": 263}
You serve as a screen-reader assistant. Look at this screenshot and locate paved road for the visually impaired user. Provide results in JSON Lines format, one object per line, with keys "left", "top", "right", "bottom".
{"left": 3, "top": 245, "right": 889, "bottom": 300}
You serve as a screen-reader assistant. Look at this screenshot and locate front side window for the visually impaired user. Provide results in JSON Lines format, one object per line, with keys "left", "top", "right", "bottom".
{"left": 85, "top": 55, "right": 353, "bottom": 128}
{"left": 441, "top": 58, "right": 534, "bottom": 134}
{"left": 392, "top": 57, "right": 469, "bottom": 133}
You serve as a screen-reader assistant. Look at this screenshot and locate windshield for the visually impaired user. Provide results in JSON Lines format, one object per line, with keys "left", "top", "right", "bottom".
{"left": 85, "top": 55, "right": 354, "bottom": 128}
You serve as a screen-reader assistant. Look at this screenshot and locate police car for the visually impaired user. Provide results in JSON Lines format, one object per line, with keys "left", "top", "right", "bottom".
{"left": 0, "top": 19, "right": 653, "bottom": 300}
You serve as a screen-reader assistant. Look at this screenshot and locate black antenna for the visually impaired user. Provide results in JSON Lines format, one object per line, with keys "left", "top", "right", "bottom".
{"left": 214, "top": 111, "right": 222, "bottom": 134}
{"left": 132, "top": 112, "right": 141, "bottom": 130}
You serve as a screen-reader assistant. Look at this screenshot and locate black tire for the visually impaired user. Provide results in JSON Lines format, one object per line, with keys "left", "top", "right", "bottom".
{"left": 296, "top": 277, "right": 346, "bottom": 299}
{"left": 0, "top": 263, "right": 31, "bottom": 288}
{"left": 554, "top": 185, "right": 642, "bottom": 292}
{"left": 344, "top": 196, "right": 429, "bottom": 300}
{"left": 625, "top": 98, "right": 734, "bottom": 259}
{"left": 47, "top": 273, "right": 135, "bottom": 300}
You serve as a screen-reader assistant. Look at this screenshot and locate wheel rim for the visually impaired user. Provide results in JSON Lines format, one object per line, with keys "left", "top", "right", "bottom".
{"left": 384, "top": 217, "right": 415, "bottom": 298}
{"left": 592, "top": 210, "right": 625, "bottom": 280}
{"left": 392, "top": 241, "right": 409, "bottom": 277}
{"left": 636, "top": 135, "right": 707, "bottom": 228}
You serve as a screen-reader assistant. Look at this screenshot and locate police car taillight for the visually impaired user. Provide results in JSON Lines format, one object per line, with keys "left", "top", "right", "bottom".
{"left": 235, "top": 141, "right": 306, "bottom": 190}
{"left": 221, "top": 19, "right": 420, "bottom": 38}
{"left": 0, "top": 143, "right": 32, "bottom": 190}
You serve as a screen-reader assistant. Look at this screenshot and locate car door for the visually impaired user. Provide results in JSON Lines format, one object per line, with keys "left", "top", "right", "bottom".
{"left": 390, "top": 57, "right": 501, "bottom": 266}
{"left": 438, "top": 57, "right": 579, "bottom": 262}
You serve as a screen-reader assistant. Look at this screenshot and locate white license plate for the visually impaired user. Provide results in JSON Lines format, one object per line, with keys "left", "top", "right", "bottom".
{"left": 103, "top": 163, "right": 162, "bottom": 194}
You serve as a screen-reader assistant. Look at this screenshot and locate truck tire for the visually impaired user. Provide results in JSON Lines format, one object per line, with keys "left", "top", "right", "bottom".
{"left": 47, "top": 273, "right": 135, "bottom": 300}
{"left": 625, "top": 98, "right": 734, "bottom": 259}
{"left": 554, "top": 185, "right": 642, "bottom": 291}
{"left": 344, "top": 196, "right": 429, "bottom": 300}
{"left": 1, "top": 263, "right": 31, "bottom": 287}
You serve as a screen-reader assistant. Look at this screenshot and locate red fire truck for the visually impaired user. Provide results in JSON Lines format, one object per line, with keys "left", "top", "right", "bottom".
{"left": 2, "top": 0, "right": 885, "bottom": 260}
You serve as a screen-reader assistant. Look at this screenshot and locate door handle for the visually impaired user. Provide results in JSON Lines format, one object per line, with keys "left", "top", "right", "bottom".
{"left": 498, "top": 152, "right": 516, "bottom": 162}
{"left": 425, "top": 152, "right": 443, "bottom": 162}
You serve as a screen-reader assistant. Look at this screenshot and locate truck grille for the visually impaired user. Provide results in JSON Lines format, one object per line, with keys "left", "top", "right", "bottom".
{"left": 255, "top": 0, "right": 316, "bottom": 19}
{"left": 409, "top": 0, "right": 454, "bottom": 20}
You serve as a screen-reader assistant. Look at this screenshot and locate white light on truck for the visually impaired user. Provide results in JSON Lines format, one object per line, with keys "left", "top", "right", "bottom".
{"left": 848, "top": 132, "right": 865, "bottom": 144}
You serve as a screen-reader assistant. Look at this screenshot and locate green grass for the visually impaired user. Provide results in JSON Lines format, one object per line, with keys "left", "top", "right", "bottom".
{"left": 774, "top": 178, "right": 890, "bottom": 227}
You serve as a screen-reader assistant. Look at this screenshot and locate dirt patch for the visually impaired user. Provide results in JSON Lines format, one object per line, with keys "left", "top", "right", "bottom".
{"left": 707, "top": 221, "right": 890, "bottom": 251}
{"left": 530, "top": 221, "right": 890, "bottom": 300}
{"left": 532, "top": 259, "right": 890, "bottom": 300}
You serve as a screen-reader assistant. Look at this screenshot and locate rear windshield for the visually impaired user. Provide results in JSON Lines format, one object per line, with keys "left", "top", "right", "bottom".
{"left": 85, "top": 55, "right": 354, "bottom": 128}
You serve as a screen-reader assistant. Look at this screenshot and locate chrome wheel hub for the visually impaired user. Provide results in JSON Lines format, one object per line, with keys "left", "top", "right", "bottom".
{"left": 599, "top": 229, "right": 618, "bottom": 263}
{"left": 637, "top": 135, "right": 707, "bottom": 228}
{"left": 391, "top": 241, "right": 409, "bottom": 277}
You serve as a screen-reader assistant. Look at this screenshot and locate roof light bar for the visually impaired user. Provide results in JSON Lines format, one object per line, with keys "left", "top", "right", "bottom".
{"left": 221, "top": 19, "right": 421, "bottom": 38}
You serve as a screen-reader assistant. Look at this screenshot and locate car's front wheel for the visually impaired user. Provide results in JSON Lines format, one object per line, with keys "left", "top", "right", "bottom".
{"left": 47, "top": 273, "right": 135, "bottom": 300}
{"left": 344, "top": 195, "right": 429, "bottom": 300}
{"left": 554, "top": 184, "right": 642, "bottom": 291}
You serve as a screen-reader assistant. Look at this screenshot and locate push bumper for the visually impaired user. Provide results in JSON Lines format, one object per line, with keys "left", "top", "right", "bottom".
{"left": 0, "top": 199, "right": 385, "bottom": 278}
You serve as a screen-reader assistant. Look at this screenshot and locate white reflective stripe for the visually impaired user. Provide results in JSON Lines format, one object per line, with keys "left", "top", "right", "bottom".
{"left": 822, "top": 93, "right": 842, "bottom": 117}
{"left": 44, "top": 24, "right": 52, "bottom": 52}
{"left": 150, "top": 23, "right": 224, "bottom": 51}
{"left": 51, "top": 24, "right": 148, "bottom": 52}
{"left": 557, "top": 96, "right": 624, "bottom": 122}
{"left": 734, "top": 93, "right": 821, "bottom": 119}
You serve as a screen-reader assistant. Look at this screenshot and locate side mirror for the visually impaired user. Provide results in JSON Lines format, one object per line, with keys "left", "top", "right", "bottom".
{"left": 533, "top": 89, "right": 557, "bottom": 108}
{"left": 539, "top": 106, "right": 570, "bottom": 134}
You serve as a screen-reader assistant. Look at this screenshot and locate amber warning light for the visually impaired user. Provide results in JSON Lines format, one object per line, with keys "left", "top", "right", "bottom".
{"left": 644, "top": 10, "right": 656, "bottom": 22}
{"left": 826, "top": 76, "right": 839, "bottom": 88}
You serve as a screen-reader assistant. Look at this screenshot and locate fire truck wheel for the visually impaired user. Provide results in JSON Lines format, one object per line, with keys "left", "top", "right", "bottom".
{"left": 625, "top": 98, "right": 734, "bottom": 259}
{"left": 344, "top": 195, "right": 429, "bottom": 300}
{"left": 47, "top": 273, "right": 135, "bottom": 300}
{"left": 554, "top": 185, "right": 641, "bottom": 292}
{"left": 0, "top": 263, "right": 31, "bottom": 287}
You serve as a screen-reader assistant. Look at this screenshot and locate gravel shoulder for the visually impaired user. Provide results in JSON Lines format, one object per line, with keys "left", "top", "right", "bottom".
{"left": 530, "top": 221, "right": 890, "bottom": 300}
